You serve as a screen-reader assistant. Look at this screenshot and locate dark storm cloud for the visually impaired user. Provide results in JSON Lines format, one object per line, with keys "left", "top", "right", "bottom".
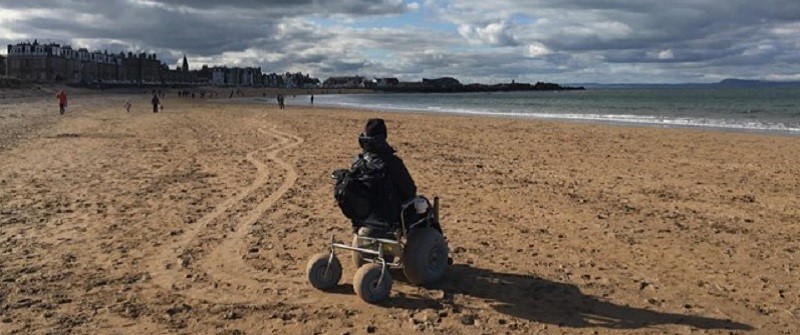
{"left": 156, "top": 0, "right": 407, "bottom": 15}
{"left": 1, "top": 0, "right": 799, "bottom": 82}
{"left": 0, "top": 0, "right": 406, "bottom": 15}
{"left": 0, "top": 0, "right": 406, "bottom": 56}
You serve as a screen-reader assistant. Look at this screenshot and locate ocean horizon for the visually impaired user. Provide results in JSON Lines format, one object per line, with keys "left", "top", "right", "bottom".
{"left": 268, "top": 86, "right": 800, "bottom": 135}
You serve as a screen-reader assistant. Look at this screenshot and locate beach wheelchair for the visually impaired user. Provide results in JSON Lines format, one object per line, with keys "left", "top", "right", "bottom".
{"left": 306, "top": 195, "right": 449, "bottom": 303}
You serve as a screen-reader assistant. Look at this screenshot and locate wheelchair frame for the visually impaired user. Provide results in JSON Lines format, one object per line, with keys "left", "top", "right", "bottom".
{"left": 325, "top": 197, "right": 440, "bottom": 288}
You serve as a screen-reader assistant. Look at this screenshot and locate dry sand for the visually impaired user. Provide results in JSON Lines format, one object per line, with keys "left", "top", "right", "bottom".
{"left": 0, "top": 91, "right": 798, "bottom": 334}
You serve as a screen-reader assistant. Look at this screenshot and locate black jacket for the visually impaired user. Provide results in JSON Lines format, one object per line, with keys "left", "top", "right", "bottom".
{"left": 358, "top": 144, "right": 416, "bottom": 223}
{"left": 374, "top": 151, "right": 416, "bottom": 202}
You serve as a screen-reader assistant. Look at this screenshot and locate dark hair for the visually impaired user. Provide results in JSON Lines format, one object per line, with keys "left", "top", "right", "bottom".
{"left": 364, "top": 118, "right": 387, "bottom": 138}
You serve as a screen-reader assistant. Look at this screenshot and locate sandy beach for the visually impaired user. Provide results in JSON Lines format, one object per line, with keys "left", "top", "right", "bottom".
{"left": 0, "top": 90, "right": 798, "bottom": 334}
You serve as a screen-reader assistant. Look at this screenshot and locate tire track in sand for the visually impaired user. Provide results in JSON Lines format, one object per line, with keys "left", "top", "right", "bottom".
{"left": 146, "top": 125, "right": 303, "bottom": 304}
{"left": 188, "top": 126, "right": 305, "bottom": 303}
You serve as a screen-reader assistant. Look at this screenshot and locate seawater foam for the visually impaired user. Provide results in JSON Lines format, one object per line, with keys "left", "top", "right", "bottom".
{"left": 340, "top": 102, "right": 799, "bottom": 134}
{"left": 287, "top": 92, "right": 800, "bottom": 135}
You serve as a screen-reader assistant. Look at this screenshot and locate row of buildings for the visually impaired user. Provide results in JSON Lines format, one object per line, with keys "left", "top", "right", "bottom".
{"left": 3, "top": 40, "right": 471, "bottom": 91}
{"left": 321, "top": 76, "right": 459, "bottom": 89}
{"left": 2, "top": 41, "right": 323, "bottom": 88}
{"left": 5, "top": 41, "right": 162, "bottom": 84}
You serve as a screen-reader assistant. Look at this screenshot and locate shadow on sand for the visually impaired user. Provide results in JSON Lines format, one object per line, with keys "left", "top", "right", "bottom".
{"left": 374, "top": 264, "right": 754, "bottom": 331}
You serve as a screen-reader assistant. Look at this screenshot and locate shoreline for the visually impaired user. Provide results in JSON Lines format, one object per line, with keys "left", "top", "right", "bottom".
{"left": 8, "top": 84, "right": 798, "bottom": 137}
{"left": 244, "top": 96, "right": 800, "bottom": 138}
{"left": 232, "top": 86, "right": 800, "bottom": 137}
{"left": 5, "top": 91, "right": 793, "bottom": 142}
{"left": 317, "top": 104, "right": 800, "bottom": 137}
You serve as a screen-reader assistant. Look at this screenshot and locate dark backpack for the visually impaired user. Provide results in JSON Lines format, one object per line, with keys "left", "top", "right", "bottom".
{"left": 333, "top": 169, "right": 372, "bottom": 220}
{"left": 332, "top": 154, "right": 388, "bottom": 220}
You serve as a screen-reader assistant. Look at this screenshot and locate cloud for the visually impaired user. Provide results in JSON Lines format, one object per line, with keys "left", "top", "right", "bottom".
{"left": 0, "top": 0, "right": 410, "bottom": 67}
{"left": 657, "top": 49, "right": 674, "bottom": 60}
{"left": 429, "top": 0, "right": 800, "bottom": 82}
{"left": 527, "top": 42, "right": 552, "bottom": 57}
{"left": 458, "top": 21, "right": 519, "bottom": 46}
{"left": 0, "top": 0, "right": 799, "bottom": 83}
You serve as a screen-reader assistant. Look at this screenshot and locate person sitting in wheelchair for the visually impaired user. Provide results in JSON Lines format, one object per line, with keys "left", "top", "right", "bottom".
{"left": 346, "top": 118, "right": 416, "bottom": 233}
{"left": 323, "top": 118, "right": 449, "bottom": 296}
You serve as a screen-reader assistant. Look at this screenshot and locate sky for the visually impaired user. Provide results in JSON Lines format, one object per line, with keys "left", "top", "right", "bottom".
{"left": 1, "top": 0, "right": 799, "bottom": 84}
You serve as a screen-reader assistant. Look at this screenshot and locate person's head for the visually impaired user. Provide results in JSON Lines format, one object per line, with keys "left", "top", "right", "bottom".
{"left": 358, "top": 118, "right": 389, "bottom": 152}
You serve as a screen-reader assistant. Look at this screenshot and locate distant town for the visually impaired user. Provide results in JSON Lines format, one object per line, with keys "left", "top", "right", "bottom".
{"left": 1, "top": 40, "right": 582, "bottom": 92}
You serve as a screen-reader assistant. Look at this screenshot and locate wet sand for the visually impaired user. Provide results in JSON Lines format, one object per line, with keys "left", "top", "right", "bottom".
{"left": 0, "top": 92, "right": 798, "bottom": 334}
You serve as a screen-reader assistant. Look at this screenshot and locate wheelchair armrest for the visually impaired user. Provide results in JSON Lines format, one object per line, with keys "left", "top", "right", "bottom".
{"left": 401, "top": 198, "right": 416, "bottom": 212}
{"left": 401, "top": 196, "right": 431, "bottom": 215}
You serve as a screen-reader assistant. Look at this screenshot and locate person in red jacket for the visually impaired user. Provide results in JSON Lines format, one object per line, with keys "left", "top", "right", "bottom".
{"left": 56, "top": 91, "right": 68, "bottom": 115}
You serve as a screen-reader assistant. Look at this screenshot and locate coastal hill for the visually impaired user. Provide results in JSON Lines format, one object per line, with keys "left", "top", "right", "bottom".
{"left": 379, "top": 78, "right": 584, "bottom": 93}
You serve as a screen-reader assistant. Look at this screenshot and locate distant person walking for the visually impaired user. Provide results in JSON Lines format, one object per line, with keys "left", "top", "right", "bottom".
{"left": 56, "top": 90, "right": 68, "bottom": 115}
{"left": 151, "top": 93, "right": 161, "bottom": 113}
{"left": 277, "top": 94, "right": 285, "bottom": 109}
{"left": 124, "top": 100, "right": 132, "bottom": 112}
{"left": 310, "top": 94, "right": 314, "bottom": 105}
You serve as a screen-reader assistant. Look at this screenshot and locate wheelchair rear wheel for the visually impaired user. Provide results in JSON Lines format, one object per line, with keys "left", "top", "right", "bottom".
{"left": 403, "top": 227, "right": 448, "bottom": 285}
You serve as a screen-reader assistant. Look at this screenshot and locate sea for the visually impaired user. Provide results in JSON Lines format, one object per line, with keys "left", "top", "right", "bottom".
{"left": 278, "top": 86, "right": 800, "bottom": 135}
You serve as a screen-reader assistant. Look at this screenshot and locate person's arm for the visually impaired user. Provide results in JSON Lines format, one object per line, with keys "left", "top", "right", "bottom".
{"left": 385, "top": 155, "right": 416, "bottom": 201}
